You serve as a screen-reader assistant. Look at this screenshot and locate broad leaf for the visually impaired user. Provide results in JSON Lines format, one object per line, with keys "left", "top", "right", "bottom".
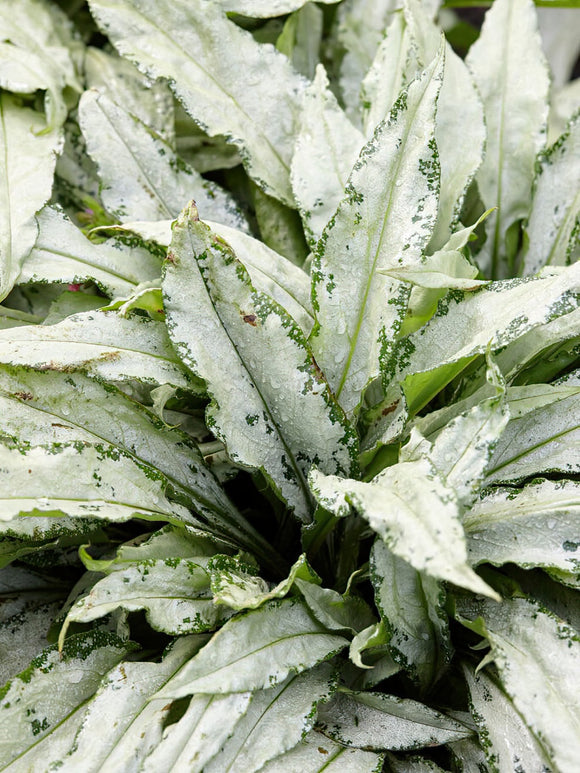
{"left": 20, "top": 206, "right": 161, "bottom": 298}
{"left": 0, "top": 310, "right": 195, "bottom": 390}
{"left": 88, "top": 0, "right": 307, "bottom": 206}
{"left": 389, "top": 263, "right": 580, "bottom": 413}
{"left": 0, "top": 94, "right": 62, "bottom": 302}
{"left": 465, "top": 478, "right": 580, "bottom": 577}
{"left": 259, "top": 729, "right": 385, "bottom": 772}
{"left": 164, "top": 205, "right": 357, "bottom": 522}
{"left": 463, "top": 664, "right": 552, "bottom": 773}
{"left": 466, "top": 0, "right": 550, "bottom": 277}
{"left": 457, "top": 596, "right": 580, "bottom": 773}
{"left": 295, "top": 579, "right": 376, "bottom": 634}
{"left": 79, "top": 89, "right": 246, "bottom": 230}
{"left": 310, "top": 50, "right": 444, "bottom": 417}
{"left": 291, "top": 64, "right": 364, "bottom": 247}
{"left": 522, "top": 111, "right": 580, "bottom": 275}
{"left": 221, "top": 0, "right": 339, "bottom": 16}
{"left": 0, "top": 441, "right": 197, "bottom": 528}
{"left": 0, "top": 600, "right": 60, "bottom": 687}
{"left": 310, "top": 457, "right": 496, "bottom": 597}
{"left": 0, "top": 630, "right": 131, "bottom": 770}
{"left": 316, "top": 690, "right": 471, "bottom": 750}
{"left": 157, "top": 597, "right": 348, "bottom": 697}
{"left": 59, "top": 636, "right": 207, "bottom": 772}
{"left": 203, "top": 663, "right": 336, "bottom": 773}
{"left": 485, "top": 382, "right": 580, "bottom": 483}
{"left": 370, "top": 540, "right": 451, "bottom": 689}
{"left": 61, "top": 558, "right": 232, "bottom": 641}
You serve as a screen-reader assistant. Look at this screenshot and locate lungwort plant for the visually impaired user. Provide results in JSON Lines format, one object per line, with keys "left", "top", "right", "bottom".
{"left": 0, "top": 0, "right": 579, "bottom": 769}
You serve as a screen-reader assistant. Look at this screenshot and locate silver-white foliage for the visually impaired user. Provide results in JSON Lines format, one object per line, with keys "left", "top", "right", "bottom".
{"left": 463, "top": 664, "right": 553, "bottom": 773}
{"left": 537, "top": 7, "right": 580, "bottom": 89}
{"left": 20, "top": 206, "right": 161, "bottom": 298}
{"left": 311, "top": 51, "right": 443, "bottom": 417}
{"left": 457, "top": 597, "right": 580, "bottom": 773}
{"left": 310, "top": 454, "right": 495, "bottom": 597}
{"left": 316, "top": 690, "right": 471, "bottom": 750}
{"left": 0, "top": 310, "right": 193, "bottom": 390}
{"left": 157, "top": 597, "right": 348, "bottom": 698}
{"left": 259, "top": 730, "right": 385, "bottom": 772}
{"left": 79, "top": 89, "right": 246, "bottom": 229}
{"left": 164, "top": 206, "right": 357, "bottom": 522}
{"left": 0, "top": 95, "right": 62, "bottom": 302}
{"left": 291, "top": 65, "right": 364, "bottom": 247}
{"left": 0, "top": 630, "right": 130, "bottom": 770}
{"left": 370, "top": 540, "right": 450, "bottom": 688}
{"left": 203, "top": 663, "right": 335, "bottom": 773}
{"left": 465, "top": 479, "right": 580, "bottom": 578}
{"left": 523, "top": 111, "right": 580, "bottom": 275}
{"left": 466, "top": 0, "right": 550, "bottom": 277}
{"left": 220, "top": 0, "right": 339, "bottom": 16}
{"left": 88, "top": 0, "right": 307, "bottom": 206}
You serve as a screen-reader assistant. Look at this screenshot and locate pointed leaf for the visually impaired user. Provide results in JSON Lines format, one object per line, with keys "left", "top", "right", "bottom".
{"left": 88, "top": 0, "right": 307, "bottom": 205}
{"left": 291, "top": 64, "right": 364, "bottom": 247}
{"left": 310, "top": 458, "right": 496, "bottom": 597}
{"left": 316, "top": 690, "right": 471, "bottom": 751}
{"left": 295, "top": 579, "right": 376, "bottom": 634}
{"left": 79, "top": 89, "right": 246, "bottom": 230}
{"left": 0, "top": 94, "right": 62, "bottom": 301}
{"left": 466, "top": 0, "right": 550, "bottom": 277}
{"left": 164, "top": 205, "right": 357, "bottom": 522}
{"left": 389, "top": 263, "right": 580, "bottom": 414}
{"left": 370, "top": 540, "right": 451, "bottom": 689}
{"left": 311, "top": 51, "right": 444, "bottom": 417}
{"left": 158, "top": 597, "right": 348, "bottom": 698}
{"left": 523, "top": 111, "right": 580, "bottom": 275}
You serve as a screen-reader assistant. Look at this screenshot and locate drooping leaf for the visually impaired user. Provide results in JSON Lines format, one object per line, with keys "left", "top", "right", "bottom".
{"left": 465, "top": 478, "right": 580, "bottom": 578}
{"left": 164, "top": 204, "right": 357, "bottom": 522}
{"left": 0, "top": 441, "right": 198, "bottom": 529}
{"left": 157, "top": 597, "right": 348, "bottom": 698}
{"left": 79, "top": 89, "right": 246, "bottom": 230}
{"left": 316, "top": 690, "right": 472, "bottom": 751}
{"left": 310, "top": 50, "right": 444, "bottom": 417}
{"left": 203, "top": 663, "right": 336, "bottom": 773}
{"left": 465, "top": 0, "right": 550, "bottom": 278}
{"left": 0, "top": 630, "right": 132, "bottom": 770}
{"left": 291, "top": 64, "right": 364, "bottom": 247}
{"left": 522, "top": 111, "right": 580, "bottom": 275}
{"left": 295, "top": 578, "right": 376, "bottom": 634}
{"left": 88, "top": 0, "right": 307, "bottom": 205}
{"left": 310, "top": 455, "right": 497, "bottom": 597}
{"left": 370, "top": 540, "right": 451, "bottom": 689}
{"left": 0, "top": 94, "right": 63, "bottom": 302}
{"left": 457, "top": 596, "right": 580, "bottom": 773}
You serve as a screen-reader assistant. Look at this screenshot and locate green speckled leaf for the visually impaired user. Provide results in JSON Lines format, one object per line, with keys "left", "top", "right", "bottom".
{"left": 88, "top": 0, "right": 306, "bottom": 206}
{"left": 310, "top": 50, "right": 444, "bottom": 417}
{"left": 466, "top": 0, "right": 550, "bottom": 278}
{"left": 457, "top": 596, "right": 580, "bottom": 773}
{"left": 523, "top": 111, "right": 580, "bottom": 275}
{"left": 157, "top": 597, "right": 348, "bottom": 698}
{"left": 164, "top": 205, "right": 357, "bottom": 522}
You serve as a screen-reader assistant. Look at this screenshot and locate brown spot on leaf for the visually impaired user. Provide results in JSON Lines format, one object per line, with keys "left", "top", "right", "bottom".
{"left": 242, "top": 314, "right": 258, "bottom": 326}
{"left": 382, "top": 401, "right": 398, "bottom": 416}
{"left": 318, "top": 747, "right": 329, "bottom": 755}
{"left": 13, "top": 391, "right": 33, "bottom": 401}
